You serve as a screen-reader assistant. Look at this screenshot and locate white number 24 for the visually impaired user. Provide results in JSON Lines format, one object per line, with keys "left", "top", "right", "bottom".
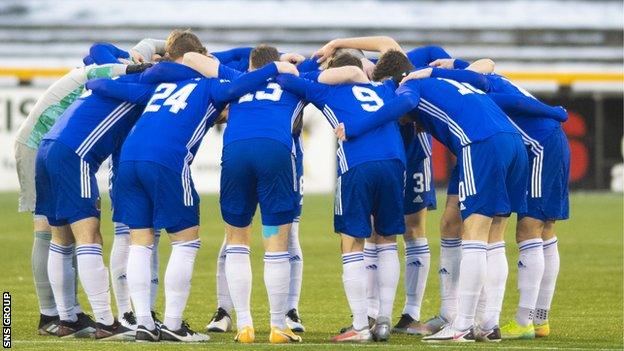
{"left": 145, "top": 82, "right": 197, "bottom": 114}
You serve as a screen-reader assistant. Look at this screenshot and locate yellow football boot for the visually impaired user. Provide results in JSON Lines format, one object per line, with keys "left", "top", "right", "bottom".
{"left": 500, "top": 320, "right": 535, "bottom": 339}
{"left": 269, "top": 326, "right": 302, "bottom": 343}
{"left": 234, "top": 326, "right": 255, "bottom": 343}
{"left": 534, "top": 321, "right": 550, "bottom": 337}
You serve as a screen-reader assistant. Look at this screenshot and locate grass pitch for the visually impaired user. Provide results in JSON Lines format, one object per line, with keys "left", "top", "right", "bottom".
{"left": 1, "top": 192, "right": 622, "bottom": 350}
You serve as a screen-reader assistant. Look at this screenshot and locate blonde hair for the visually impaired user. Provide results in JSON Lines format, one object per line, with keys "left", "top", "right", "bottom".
{"left": 165, "top": 29, "right": 207, "bottom": 60}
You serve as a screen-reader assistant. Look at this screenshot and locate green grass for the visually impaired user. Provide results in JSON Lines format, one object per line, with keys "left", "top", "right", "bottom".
{"left": 1, "top": 192, "right": 622, "bottom": 350}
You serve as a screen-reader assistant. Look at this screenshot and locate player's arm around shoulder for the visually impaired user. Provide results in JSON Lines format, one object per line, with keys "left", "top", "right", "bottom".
{"left": 318, "top": 66, "right": 369, "bottom": 85}
{"left": 182, "top": 52, "right": 220, "bottom": 78}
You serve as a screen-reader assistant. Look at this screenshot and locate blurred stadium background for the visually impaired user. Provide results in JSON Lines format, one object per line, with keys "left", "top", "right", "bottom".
{"left": 0, "top": 0, "right": 622, "bottom": 194}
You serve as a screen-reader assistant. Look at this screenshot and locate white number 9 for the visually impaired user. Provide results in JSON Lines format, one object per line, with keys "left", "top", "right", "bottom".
{"left": 352, "top": 86, "right": 384, "bottom": 112}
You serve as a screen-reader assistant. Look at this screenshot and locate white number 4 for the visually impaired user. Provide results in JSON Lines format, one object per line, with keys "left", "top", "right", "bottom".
{"left": 438, "top": 78, "right": 485, "bottom": 95}
{"left": 145, "top": 82, "right": 197, "bottom": 114}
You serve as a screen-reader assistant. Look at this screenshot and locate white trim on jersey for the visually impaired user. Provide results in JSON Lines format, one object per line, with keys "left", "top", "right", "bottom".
{"left": 322, "top": 105, "right": 340, "bottom": 128}
{"left": 418, "top": 99, "right": 471, "bottom": 146}
{"left": 80, "top": 159, "right": 91, "bottom": 198}
{"left": 181, "top": 104, "right": 216, "bottom": 206}
{"left": 291, "top": 101, "right": 304, "bottom": 133}
{"left": 335, "top": 176, "right": 343, "bottom": 215}
{"left": 416, "top": 132, "right": 432, "bottom": 157}
{"left": 75, "top": 102, "right": 135, "bottom": 158}
{"left": 462, "top": 146, "right": 477, "bottom": 196}
{"left": 337, "top": 139, "right": 348, "bottom": 174}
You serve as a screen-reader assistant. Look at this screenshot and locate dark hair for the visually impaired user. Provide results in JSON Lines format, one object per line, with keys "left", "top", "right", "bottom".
{"left": 165, "top": 29, "right": 207, "bottom": 60}
{"left": 327, "top": 53, "right": 363, "bottom": 70}
{"left": 250, "top": 44, "right": 280, "bottom": 69}
{"left": 372, "top": 49, "right": 414, "bottom": 83}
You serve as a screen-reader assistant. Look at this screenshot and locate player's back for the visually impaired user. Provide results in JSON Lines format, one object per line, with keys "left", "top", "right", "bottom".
{"left": 121, "top": 77, "right": 223, "bottom": 174}
{"left": 404, "top": 77, "right": 518, "bottom": 155}
{"left": 486, "top": 73, "right": 561, "bottom": 141}
{"left": 44, "top": 89, "right": 141, "bottom": 168}
{"left": 324, "top": 81, "right": 405, "bottom": 174}
{"left": 224, "top": 79, "right": 303, "bottom": 151}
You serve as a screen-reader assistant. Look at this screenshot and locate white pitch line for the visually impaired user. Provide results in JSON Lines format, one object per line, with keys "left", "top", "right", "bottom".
{"left": 10, "top": 340, "right": 624, "bottom": 350}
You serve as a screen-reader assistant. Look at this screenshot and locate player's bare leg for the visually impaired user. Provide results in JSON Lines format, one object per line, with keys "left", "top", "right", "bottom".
{"left": 126, "top": 228, "right": 158, "bottom": 341}
{"left": 424, "top": 213, "right": 492, "bottom": 342}
{"left": 475, "top": 216, "right": 509, "bottom": 342}
{"left": 157, "top": 226, "right": 207, "bottom": 342}
{"left": 331, "top": 234, "right": 372, "bottom": 343}
{"left": 499, "top": 217, "right": 545, "bottom": 339}
{"left": 225, "top": 223, "right": 255, "bottom": 343}
{"left": 422, "top": 195, "right": 462, "bottom": 335}
{"left": 371, "top": 233, "right": 400, "bottom": 341}
{"left": 394, "top": 209, "right": 431, "bottom": 335}
{"left": 263, "top": 223, "right": 301, "bottom": 343}
{"left": 534, "top": 221, "right": 559, "bottom": 337}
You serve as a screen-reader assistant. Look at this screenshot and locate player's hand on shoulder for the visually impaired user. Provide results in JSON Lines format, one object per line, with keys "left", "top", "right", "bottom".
{"left": 280, "top": 53, "right": 305, "bottom": 65}
{"left": 400, "top": 68, "right": 432, "bottom": 84}
{"left": 429, "top": 58, "right": 455, "bottom": 69}
{"left": 314, "top": 39, "right": 338, "bottom": 63}
{"left": 275, "top": 61, "right": 300, "bottom": 76}
{"left": 130, "top": 49, "right": 146, "bottom": 63}
{"left": 334, "top": 123, "right": 347, "bottom": 141}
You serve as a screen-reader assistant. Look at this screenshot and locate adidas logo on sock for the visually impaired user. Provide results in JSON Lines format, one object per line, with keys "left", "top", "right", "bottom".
{"left": 366, "top": 264, "right": 378, "bottom": 270}
{"left": 408, "top": 260, "right": 423, "bottom": 267}
{"left": 118, "top": 274, "right": 127, "bottom": 280}
{"left": 439, "top": 268, "right": 450, "bottom": 275}
{"left": 517, "top": 261, "right": 526, "bottom": 268}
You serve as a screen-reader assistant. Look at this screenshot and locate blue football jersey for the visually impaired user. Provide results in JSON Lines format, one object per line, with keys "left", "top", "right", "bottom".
{"left": 43, "top": 86, "right": 142, "bottom": 170}
{"left": 49, "top": 62, "right": 206, "bottom": 170}
{"left": 222, "top": 66, "right": 304, "bottom": 152}
{"left": 485, "top": 74, "right": 562, "bottom": 142}
{"left": 406, "top": 46, "right": 451, "bottom": 67}
{"left": 277, "top": 75, "right": 406, "bottom": 175}
{"left": 86, "top": 61, "right": 280, "bottom": 174}
{"left": 427, "top": 67, "right": 567, "bottom": 146}
{"left": 398, "top": 77, "right": 519, "bottom": 156}
{"left": 120, "top": 77, "right": 227, "bottom": 174}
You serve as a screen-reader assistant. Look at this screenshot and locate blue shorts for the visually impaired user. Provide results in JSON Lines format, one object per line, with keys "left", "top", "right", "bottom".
{"left": 35, "top": 140, "right": 100, "bottom": 226}
{"left": 334, "top": 159, "right": 406, "bottom": 238}
{"left": 404, "top": 134, "right": 436, "bottom": 214}
{"left": 447, "top": 165, "right": 460, "bottom": 196}
{"left": 112, "top": 161, "right": 199, "bottom": 233}
{"left": 458, "top": 133, "right": 528, "bottom": 219}
{"left": 220, "top": 138, "right": 299, "bottom": 227}
{"left": 521, "top": 128, "right": 570, "bottom": 221}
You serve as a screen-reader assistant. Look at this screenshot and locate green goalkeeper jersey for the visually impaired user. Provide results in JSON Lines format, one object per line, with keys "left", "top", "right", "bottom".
{"left": 16, "top": 64, "right": 126, "bottom": 149}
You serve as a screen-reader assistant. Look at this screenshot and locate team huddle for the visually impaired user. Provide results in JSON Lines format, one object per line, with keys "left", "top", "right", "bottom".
{"left": 14, "top": 30, "right": 570, "bottom": 344}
